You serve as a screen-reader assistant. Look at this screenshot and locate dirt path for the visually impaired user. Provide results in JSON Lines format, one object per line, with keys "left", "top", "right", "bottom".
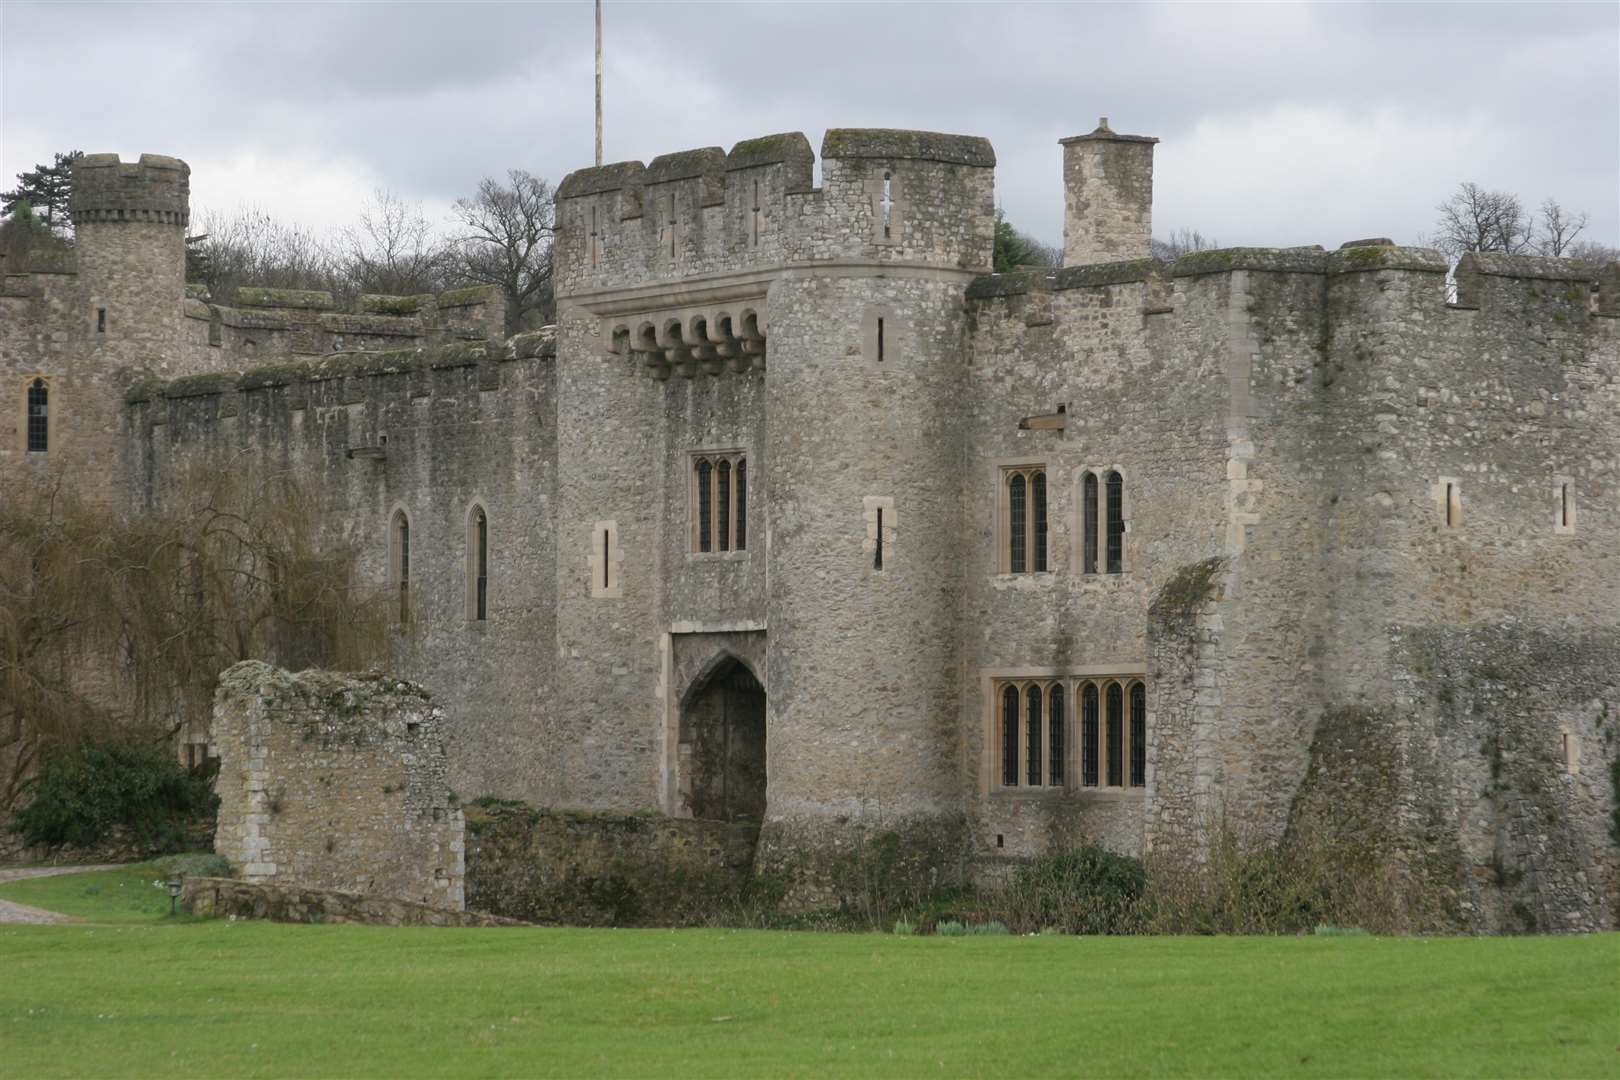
{"left": 0, "top": 864, "right": 123, "bottom": 924}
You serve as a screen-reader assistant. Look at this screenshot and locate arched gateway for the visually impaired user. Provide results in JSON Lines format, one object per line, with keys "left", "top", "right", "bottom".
{"left": 677, "top": 656, "right": 766, "bottom": 821}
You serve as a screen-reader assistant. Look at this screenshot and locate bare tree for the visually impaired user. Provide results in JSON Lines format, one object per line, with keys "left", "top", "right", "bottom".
{"left": 1152, "top": 227, "right": 1219, "bottom": 263}
{"left": 335, "top": 189, "right": 448, "bottom": 301}
{"left": 1565, "top": 239, "right": 1620, "bottom": 273}
{"left": 0, "top": 465, "right": 394, "bottom": 816}
{"left": 1429, "top": 182, "right": 1534, "bottom": 260}
{"left": 1535, "top": 198, "right": 1589, "bottom": 257}
{"left": 449, "top": 170, "right": 556, "bottom": 334}
{"left": 187, "top": 205, "right": 338, "bottom": 300}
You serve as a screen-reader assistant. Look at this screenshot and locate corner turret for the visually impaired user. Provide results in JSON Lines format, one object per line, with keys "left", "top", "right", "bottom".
{"left": 1061, "top": 118, "right": 1157, "bottom": 267}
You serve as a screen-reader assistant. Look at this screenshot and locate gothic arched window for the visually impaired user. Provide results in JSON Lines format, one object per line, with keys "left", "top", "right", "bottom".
{"left": 26, "top": 378, "right": 48, "bottom": 453}
{"left": 391, "top": 510, "right": 411, "bottom": 623}
{"left": 467, "top": 505, "right": 488, "bottom": 621}
{"left": 1001, "top": 465, "right": 1047, "bottom": 574}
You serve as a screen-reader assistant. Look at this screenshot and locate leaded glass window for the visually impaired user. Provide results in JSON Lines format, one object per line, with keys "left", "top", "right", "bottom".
{"left": 1081, "top": 681, "right": 1099, "bottom": 787}
{"left": 1106, "top": 681, "right": 1124, "bottom": 787}
{"left": 1048, "top": 683, "right": 1065, "bottom": 786}
{"left": 26, "top": 378, "right": 48, "bottom": 453}
{"left": 1130, "top": 680, "right": 1146, "bottom": 787}
{"left": 1002, "top": 466, "right": 1046, "bottom": 574}
{"left": 693, "top": 452, "right": 747, "bottom": 553}
{"left": 1025, "top": 684, "right": 1043, "bottom": 787}
{"left": 1001, "top": 685, "right": 1019, "bottom": 787}
{"left": 1106, "top": 471, "right": 1124, "bottom": 574}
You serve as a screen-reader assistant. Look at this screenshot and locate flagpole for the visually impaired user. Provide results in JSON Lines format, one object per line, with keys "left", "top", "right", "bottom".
{"left": 595, "top": 0, "right": 604, "bottom": 167}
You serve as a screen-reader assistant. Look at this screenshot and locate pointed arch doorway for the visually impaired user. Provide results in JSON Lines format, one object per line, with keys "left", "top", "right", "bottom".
{"left": 678, "top": 656, "right": 766, "bottom": 821}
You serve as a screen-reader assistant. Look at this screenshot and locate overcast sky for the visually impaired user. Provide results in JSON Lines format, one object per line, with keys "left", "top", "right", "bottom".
{"left": 3, "top": 1, "right": 1616, "bottom": 252}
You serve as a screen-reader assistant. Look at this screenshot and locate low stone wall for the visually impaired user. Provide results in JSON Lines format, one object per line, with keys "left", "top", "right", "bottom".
{"left": 465, "top": 803, "right": 759, "bottom": 926}
{"left": 211, "top": 662, "right": 466, "bottom": 910}
{"left": 181, "top": 877, "right": 521, "bottom": 927}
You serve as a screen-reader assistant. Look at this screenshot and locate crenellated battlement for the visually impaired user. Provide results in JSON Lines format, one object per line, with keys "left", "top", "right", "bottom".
{"left": 70, "top": 153, "right": 190, "bottom": 227}
{"left": 125, "top": 328, "right": 554, "bottom": 415}
{"left": 554, "top": 127, "right": 995, "bottom": 299}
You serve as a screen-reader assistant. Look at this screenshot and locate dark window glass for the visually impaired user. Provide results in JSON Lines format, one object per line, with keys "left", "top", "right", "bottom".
{"left": 1106, "top": 682, "right": 1124, "bottom": 786}
{"left": 1001, "top": 685, "right": 1019, "bottom": 787}
{"left": 26, "top": 378, "right": 47, "bottom": 453}
{"left": 1083, "top": 472, "right": 1098, "bottom": 574}
{"left": 1081, "top": 682, "right": 1099, "bottom": 787}
{"left": 395, "top": 513, "right": 410, "bottom": 622}
{"left": 1032, "top": 471, "right": 1047, "bottom": 572}
{"left": 735, "top": 460, "right": 747, "bottom": 550}
{"left": 1106, "top": 471, "right": 1124, "bottom": 574}
{"left": 1026, "top": 684, "right": 1042, "bottom": 787}
{"left": 697, "top": 459, "right": 712, "bottom": 553}
{"left": 717, "top": 460, "right": 732, "bottom": 552}
{"left": 1008, "top": 474, "right": 1026, "bottom": 573}
{"left": 474, "top": 508, "right": 488, "bottom": 621}
{"left": 1130, "top": 681, "right": 1146, "bottom": 788}
{"left": 1049, "top": 684, "right": 1065, "bottom": 786}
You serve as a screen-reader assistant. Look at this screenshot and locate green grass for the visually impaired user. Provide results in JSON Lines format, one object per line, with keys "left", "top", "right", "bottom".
{"left": 0, "top": 858, "right": 218, "bottom": 924}
{"left": 1, "top": 871, "right": 1616, "bottom": 1077}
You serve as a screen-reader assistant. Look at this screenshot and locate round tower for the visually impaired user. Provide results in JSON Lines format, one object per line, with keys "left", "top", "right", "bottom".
{"left": 760, "top": 129, "right": 996, "bottom": 901}
{"left": 70, "top": 153, "right": 190, "bottom": 368}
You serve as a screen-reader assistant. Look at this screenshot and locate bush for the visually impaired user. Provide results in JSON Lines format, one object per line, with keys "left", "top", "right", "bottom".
{"left": 1134, "top": 818, "right": 1407, "bottom": 935}
{"left": 934, "top": 920, "right": 966, "bottom": 937}
{"left": 997, "top": 846, "right": 1147, "bottom": 935}
{"left": 11, "top": 741, "right": 219, "bottom": 853}
{"left": 892, "top": 919, "right": 915, "bottom": 936}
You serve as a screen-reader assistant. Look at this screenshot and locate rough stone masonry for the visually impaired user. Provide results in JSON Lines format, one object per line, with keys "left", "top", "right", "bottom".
{"left": 211, "top": 662, "right": 466, "bottom": 911}
{"left": 2, "top": 116, "right": 1616, "bottom": 929}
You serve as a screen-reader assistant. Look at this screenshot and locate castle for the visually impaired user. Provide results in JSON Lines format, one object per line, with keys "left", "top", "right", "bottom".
{"left": 3, "top": 122, "right": 1617, "bottom": 929}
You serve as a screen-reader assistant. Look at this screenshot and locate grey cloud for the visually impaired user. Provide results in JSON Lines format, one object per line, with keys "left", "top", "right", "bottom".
{"left": 3, "top": 1, "right": 1614, "bottom": 252}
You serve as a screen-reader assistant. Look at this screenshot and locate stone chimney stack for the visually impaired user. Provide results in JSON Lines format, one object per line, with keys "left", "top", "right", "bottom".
{"left": 1060, "top": 118, "right": 1158, "bottom": 267}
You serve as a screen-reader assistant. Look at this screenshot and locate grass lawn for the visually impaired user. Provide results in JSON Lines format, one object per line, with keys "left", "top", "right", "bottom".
{"left": 2, "top": 868, "right": 1616, "bottom": 1077}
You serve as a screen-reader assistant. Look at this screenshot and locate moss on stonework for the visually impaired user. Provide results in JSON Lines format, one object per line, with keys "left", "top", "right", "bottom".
{"left": 233, "top": 286, "right": 334, "bottom": 310}
{"left": 437, "top": 286, "right": 496, "bottom": 308}
{"left": 162, "top": 372, "right": 239, "bottom": 399}
{"left": 1340, "top": 245, "right": 1391, "bottom": 268}
{"left": 1149, "top": 557, "right": 1227, "bottom": 631}
{"left": 239, "top": 362, "right": 310, "bottom": 390}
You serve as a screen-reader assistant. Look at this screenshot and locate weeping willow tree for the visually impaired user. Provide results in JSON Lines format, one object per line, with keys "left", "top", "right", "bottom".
{"left": 0, "top": 463, "right": 395, "bottom": 817}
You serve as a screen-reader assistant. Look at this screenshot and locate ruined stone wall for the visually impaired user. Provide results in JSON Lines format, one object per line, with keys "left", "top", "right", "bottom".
{"left": 126, "top": 335, "right": 559, "bottom": 802}
{"left": 211, "top": 661, "right": 465, "bottom": 909}
{"left": 464, "top": 803, "right": 758, "bottom": 925}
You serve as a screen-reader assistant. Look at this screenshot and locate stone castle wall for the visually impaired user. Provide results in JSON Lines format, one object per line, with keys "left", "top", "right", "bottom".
{"left": 211, "top": 661, "right": 466, "bottom": 910}
{"left": 4, "top": 129, "right": 1615, "bottom": 925}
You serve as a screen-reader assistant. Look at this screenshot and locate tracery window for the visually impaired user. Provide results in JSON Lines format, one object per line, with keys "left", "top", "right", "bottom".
{"left": 1079, "top": 468, "right": 1126, "bottom": 575}
{"left": 26, "top": 378, "right": 48, "bottom": 453}
{"left": 692, "top": 451, "right": 747, "bottom": 553}
{"left": 1075, "top": 676, "right": 1146, "bottom": 790}
{"left": 994, "top": 678, "right": 1066, "bottom": 789}
{"left": 1001, "top": 465, "right": 1047, "bottom": 573}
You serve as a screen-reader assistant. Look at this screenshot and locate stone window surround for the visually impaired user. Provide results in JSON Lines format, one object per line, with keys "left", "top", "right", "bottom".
{"left": 862, "top": 495, "right": 895, "bottom": 572}
{"left": 1553, "top": 475, "right": 1576, "bottom": 535}
{"left": 20, "top": 373, "right": 53, "bottom": 455}
{"left": 1076, "top": 464, "right": 1132, "bottom": 576}
{"left": 388, "top": 505, "right": 413, "bottom": 623}
{"left": 979, "top": 665, "right": 1150, "bottom": 799}
{"left": 1433, "top": 475, "right": 1464, "bottom": 528}
{"left": 688, "top": 447, "right": 749, "bottom": 557}
{"left": 464, "top": 500, "right": 490, "bottom": 623}
{"left": 590, "top": 519, "right": 623, "bottom": 599}
{"left": 996, "top": 460, "right": 1049, "bottom": 575}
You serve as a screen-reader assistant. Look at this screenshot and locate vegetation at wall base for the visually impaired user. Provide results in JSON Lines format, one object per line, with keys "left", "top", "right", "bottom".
{"left": 0, "top": 869, "right": 1612, "bottom": 1080}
